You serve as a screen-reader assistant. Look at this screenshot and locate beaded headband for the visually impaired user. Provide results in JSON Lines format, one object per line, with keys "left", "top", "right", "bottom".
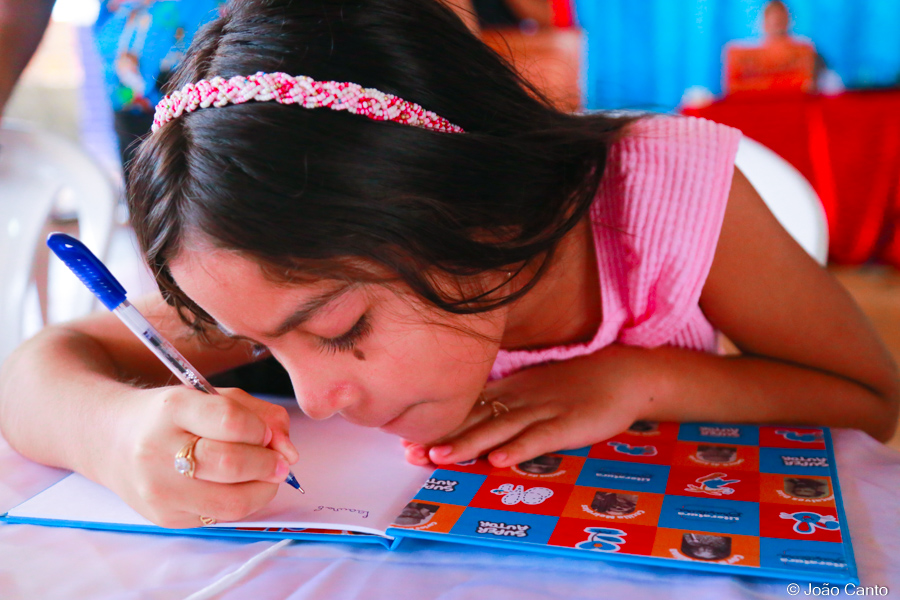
{"left": 152, "top": 71, "right": 465, "bottom": 133}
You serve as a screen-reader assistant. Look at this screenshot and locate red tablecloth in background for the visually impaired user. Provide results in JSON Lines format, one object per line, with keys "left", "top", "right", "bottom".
{"left": 683, "top": 90, "right": 900, "bottom": 266}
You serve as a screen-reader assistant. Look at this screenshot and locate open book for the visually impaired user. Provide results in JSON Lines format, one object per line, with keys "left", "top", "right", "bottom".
{"left": 3, "top": 398, "right": 858, "bottom": 585}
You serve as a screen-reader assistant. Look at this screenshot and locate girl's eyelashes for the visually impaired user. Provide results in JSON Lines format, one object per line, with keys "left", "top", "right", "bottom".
{"left": 250, "top": 343, "right": 269, "bottom": 358}
{"left": 317, "top": 313, "right": 372, "bottom": 355}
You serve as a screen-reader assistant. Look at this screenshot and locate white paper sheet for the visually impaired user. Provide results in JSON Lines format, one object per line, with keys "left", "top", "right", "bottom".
{"left": 6, "top": 404, "right": 433, "bottom": 537}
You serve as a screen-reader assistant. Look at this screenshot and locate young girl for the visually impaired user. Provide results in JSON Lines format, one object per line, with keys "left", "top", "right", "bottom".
{"left": 0, "top": 0, "right": 897, "bottom": 530}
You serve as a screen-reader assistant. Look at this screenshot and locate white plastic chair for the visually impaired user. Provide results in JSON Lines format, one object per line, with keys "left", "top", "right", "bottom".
{"left": 735, "top": 136, "right": 829, "bottom": 265}
{"left": 0, "top": 121, "right": 118, "bottom": 362}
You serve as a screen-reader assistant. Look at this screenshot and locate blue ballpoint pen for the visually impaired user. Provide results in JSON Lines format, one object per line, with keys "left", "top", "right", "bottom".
{"left": 46, "top": 232, "right": 304, "bottom": 493}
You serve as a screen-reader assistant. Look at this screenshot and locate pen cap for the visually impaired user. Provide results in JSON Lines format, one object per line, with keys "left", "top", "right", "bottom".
{"left": 46, "top": 233, "right": 127, "bottom": 311}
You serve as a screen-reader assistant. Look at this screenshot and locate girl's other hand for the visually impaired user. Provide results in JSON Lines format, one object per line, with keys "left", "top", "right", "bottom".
{"left": 105, "top": 387, "right": 299, "bottom": 528}
{"left": 404, "top": 345, "right": 649, "bottom": 468}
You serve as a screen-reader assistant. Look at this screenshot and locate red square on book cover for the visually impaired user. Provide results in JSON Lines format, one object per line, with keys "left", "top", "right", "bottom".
{"left": 759, "top": 427, "right": 826, "bottom": 449}
{"left": 588, "top": 440, "right": 674, "bottom": 465}
{"left": 759, "top": 502, "right": 843, "bottom": 543}
{"left": 666, "top": 467, "right": 760, "bottom": 503}
{"left": 547, "top": 518, "right": 657, "bottom": 556}
{"left": 469, "top": 476, "right": 573, "bottom": 516}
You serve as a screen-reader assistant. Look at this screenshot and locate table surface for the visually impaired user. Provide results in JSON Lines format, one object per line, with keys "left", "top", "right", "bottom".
{"left": 1, "top": 426, "right": 898, "bottom": 600}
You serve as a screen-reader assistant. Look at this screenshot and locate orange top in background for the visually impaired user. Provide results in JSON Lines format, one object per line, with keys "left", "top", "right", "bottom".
{"left": 723, "top": 41, "right": 817, "bottom": 95}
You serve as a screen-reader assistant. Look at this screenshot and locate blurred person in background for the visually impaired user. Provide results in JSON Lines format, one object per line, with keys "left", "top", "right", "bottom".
{"left": 723, "top": 0, "right": 817, "bottom": 95}
{"left": 0, "top": 0, "right": 477, "bottom": 169}
{"left": 0, "top": 0, "right": 224, "bottom": 168}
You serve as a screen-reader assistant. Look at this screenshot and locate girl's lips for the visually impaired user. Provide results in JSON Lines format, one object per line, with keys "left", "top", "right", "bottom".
{"left": 376, "top": 399, "right": 442, "bottom": 440}
{"left": 377, "top": 406, "right": 414, "bottom": 433}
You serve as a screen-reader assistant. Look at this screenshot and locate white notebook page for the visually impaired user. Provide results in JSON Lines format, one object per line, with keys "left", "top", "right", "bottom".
{"left": 7, "top": 401, "right": 432, "bottom": 537}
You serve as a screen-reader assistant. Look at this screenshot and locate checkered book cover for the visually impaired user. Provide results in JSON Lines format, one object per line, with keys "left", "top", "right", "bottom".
{"left": 388, "top": 422, "right": 858, "bottom": 584}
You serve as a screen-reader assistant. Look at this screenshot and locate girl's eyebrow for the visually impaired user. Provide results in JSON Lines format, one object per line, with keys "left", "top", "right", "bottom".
{"left": 263, "top": 284, "right": 353, "bottom": 339}
{"left": 216, "top": 284, "right": 353, "bottom": 341}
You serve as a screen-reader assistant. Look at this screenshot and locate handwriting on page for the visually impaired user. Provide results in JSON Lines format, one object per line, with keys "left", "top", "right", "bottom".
{"left": 313, "top": 506, "right": 370, "bottom": 519}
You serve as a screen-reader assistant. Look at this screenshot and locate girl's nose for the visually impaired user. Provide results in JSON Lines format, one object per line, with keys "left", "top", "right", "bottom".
{"left": 295, "top": 381, "right": 360, "bottom": 420}
{"left": 273, "top": 348, "right": 364, "bottom": 419}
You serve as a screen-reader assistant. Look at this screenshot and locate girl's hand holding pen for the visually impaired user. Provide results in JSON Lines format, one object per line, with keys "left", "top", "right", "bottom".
{"left": 109, "top": 386, "right": 299, "bottom": 529}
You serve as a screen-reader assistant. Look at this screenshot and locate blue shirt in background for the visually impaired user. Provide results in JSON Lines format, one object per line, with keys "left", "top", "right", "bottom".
{"left": 94, "top": 0, "right": 223, "bottom": 114}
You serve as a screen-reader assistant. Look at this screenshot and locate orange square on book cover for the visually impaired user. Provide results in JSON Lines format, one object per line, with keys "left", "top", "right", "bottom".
{"left": 759, "top": 473, "right": 835, "bottom": 507}
{"left": 389, "top": 501, "right": 466, "bottom": 533}
{"left": 651, "top": 528, "right": 760, "bottom": 567}
{"left": 672, "top": 442, "right": 759, "bottom": 472}
{"left": 493, "top": 454, "right": 585, "bottom": 485}
{"left": 547, "top": 518, "right": 657, "bottom": 556}
{"left": 561, "top": 486, "right": 663, "bottom": 527}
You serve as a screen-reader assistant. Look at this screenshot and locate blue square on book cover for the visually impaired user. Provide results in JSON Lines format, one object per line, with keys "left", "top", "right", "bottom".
{"left": 413, "top": 469, "right": 486, "bottom": 506}
{"left": 554, "top": 446, "right": 591, "bottom": 457}
{"left": 576, "top": 459, "right": 669, "bottom": 494}
{"left": 758, "top": 448, "right": 831, "bottom": 476}
{"left": 450, "top": 507, "right": 558, "bottom": 545}
{"left": 678, "top": 423, "right": 759, "bottom": 446}
{"left": 658, "top": 496, "right": 760, "bottom": 536}
{"left": 759, "top": 537, "right": 852, "bottom": 577}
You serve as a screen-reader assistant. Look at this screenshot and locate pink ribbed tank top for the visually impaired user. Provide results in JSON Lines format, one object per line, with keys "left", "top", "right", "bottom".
{"left": 490, "top": 116, "right": 743, "bottom": 380}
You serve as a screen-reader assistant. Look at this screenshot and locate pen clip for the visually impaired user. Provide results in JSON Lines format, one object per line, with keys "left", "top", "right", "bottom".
{"left": 47, "top": 232, "right": 127, "bottom": 311}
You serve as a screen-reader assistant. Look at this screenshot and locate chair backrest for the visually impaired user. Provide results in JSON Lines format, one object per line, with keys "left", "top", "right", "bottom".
{"left": 734, "top": 136, "right": 829, "bottom": 265}
{"left": 0, "top": 122, "right": 118, "bottom": 362}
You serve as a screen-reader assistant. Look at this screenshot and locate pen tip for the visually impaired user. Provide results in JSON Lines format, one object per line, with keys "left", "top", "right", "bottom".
{"left": 285, "top": 471, "right": 305, "bottom": 493}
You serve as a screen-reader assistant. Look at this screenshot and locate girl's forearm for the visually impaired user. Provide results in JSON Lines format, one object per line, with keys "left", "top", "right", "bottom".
{"left": 0, "top": 327, "right": 138, "bottom": 483}
{"left": 628, "top": 345, "right": 900, "bottom": 441}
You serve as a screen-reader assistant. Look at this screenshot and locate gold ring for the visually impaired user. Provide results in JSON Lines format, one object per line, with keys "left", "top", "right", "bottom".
{"left": 479, "top": 394, "right": 510, "bottom": 418}
{"left": 199, "top": 515, "right": 217, "bottom": 526}
{"left": 174, "top": 436, "right": 201, "bottom": 478}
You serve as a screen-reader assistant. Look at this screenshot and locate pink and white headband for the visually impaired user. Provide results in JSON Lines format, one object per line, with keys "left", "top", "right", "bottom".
{"left": 152, "top": 71, "right": 465, "bottom": 133}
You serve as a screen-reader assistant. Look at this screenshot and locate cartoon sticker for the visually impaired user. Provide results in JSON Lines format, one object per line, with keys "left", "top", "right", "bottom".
{"left": 759, "top": 502, "right": 843, "bottom": 542}
{"left": 561, "top": 486, "right": 663, "bottom": 526}
{"left": 390, "top": 501, "right": 466, "bottom": 533}
{"left": 548, "top": 518, "right": 657, "bottom": 556}
{"left": 666, "top": 467, "right": 760, "bottom": 502}
{"left": 758, "top": 473, "right": 835, "bottom": 506}
{"left": 672, "top": 441, "right": 759, "bottom": 471}
{"left": 469, "top": 476, "right": 572, "bottom": 515}
{"left": 759, "top": 426, "right": 826, "bottom": 449}
{"left": 651, "top": 528, "right": 760, "bottom": 567}
{"left": 588, "top": 440, "right": 674, "bottom": 465}
{"left": 493, "top": 453, "right": 585, "bottom": 485}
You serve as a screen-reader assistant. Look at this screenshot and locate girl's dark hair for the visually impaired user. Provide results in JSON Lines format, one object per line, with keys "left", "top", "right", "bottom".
{"left": 128, "top": 0, "right": 637, "bottom": 333}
